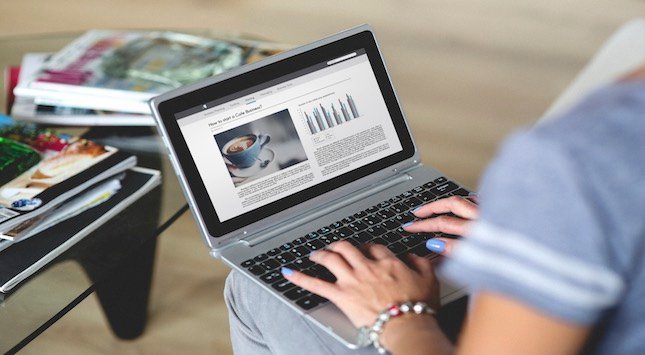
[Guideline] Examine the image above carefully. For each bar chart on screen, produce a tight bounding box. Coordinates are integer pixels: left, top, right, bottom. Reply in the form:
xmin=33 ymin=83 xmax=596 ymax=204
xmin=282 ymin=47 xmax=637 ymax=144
xmin=301 ymin=93 xmax=360 ymax=135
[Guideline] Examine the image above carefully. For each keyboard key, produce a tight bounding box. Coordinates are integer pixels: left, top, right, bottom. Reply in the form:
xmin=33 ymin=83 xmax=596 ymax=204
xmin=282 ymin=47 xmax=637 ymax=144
xmin=396 ymin=227 xmax=412 ymax=236
xmin=366 ymin=225 xmax=386 ymax=237
xmin=296 ymin=296 xmax=319 ymax=310
xmin=254 ymin=253 xmax=269 ymax=262
xmin=434 ymin=176 xmax=448 ymax=184
xmin=306 ymin=232 xmax=319 ymax=240
xmin=342 ymin=216 xmax=355 ymax=224
xmin=387 ymin=242 xmax=406 ymax=254
xmin=348 ymin=221 xmax=368 ymax=232
xmin=347 ymin=238 xmax=360 ymax=246
xmin=354 ymin=231 xmax=372 ymax=243
xmin=291 ymin=246 xmax=310 ymax=258
xmin=285 ymin=287 xmax=310 ymax=300
xmin=372 ymin=237 xmax=388 ymax=245
xmin=377 ymin=209 xmax=396 ymax=220
xmin=403 ymin=197 xmax=423 ymax=209
xmin=331 ymin=221 xmax=343 ymax=229
xmin=280 ymin=243 xmax=293 ymax=251
xmin=260 ymin=259 xmax=281 ymax=271
xmin=336 ymin=227 xmax=354 ymax=238
xmin=272 ymin=279 xmax=297 ymax=292
xmin=401 ymin=234 xmax=423 ymax=248
xmin=310 ymin=294 xmax=329 ymax=304
xmin=391 ymin=203 xmax=406 ymax=214
xmin=354 ymin=211 xmax=368 ymax=219
xmin=389 ymin=196 xmax=402 ymax=203
xmin=410 ymin=244 xmax=434 ymax=257
xmin=260 ymin=271 xmax=283 ymax=283
xmin=248 ymin=265 xmax=265 ymax=276
xmin=423 ymin=181 xmax=437 ymax=189
xmin=329 ymin=233 xmax=341 ymax=242
xmin=419 ymin=191 xmax=436 ymax=202
xmin=293 ymin=237 xmax=308 ymax=245
xmin=276 ymin=252 xmax=296 ymax=264
xmin=267 ymin=248 xmax=281 ymax=256
xmin=317 ymin=227 xmax=332 ymax=235
xmin=453 ymin=188 xmax=470 ymax=197
xmin=378 ymin=201 xmax=391 ymax=208
xmin=401 ymin=191 xmax=413 ymax=198
xmin=383 ymin=232 xmax=401 ymax=243
xmin=293 ymin=257 xmax=314 ymax=269
xmin=320 ymin=235 xmax=334 ymax=245
xmin=429 ymin=182 xmax=458 ymax=196
xmin=381 ymin=219 xmax=400 ymax=230
xmin=306 ymin=239 xmax=325 ymax=250
xmin=363 ymin=214 xmax=382 ymax=226
xmin=412 ymin=186 xmax=424 ymax=193
xmin=241 ymin=259 xmax=254 ymax=267
xmin=366 ymin=206 xmax=378 ymax=213
xmin=394 ymin=213 xmax=414 ymax=224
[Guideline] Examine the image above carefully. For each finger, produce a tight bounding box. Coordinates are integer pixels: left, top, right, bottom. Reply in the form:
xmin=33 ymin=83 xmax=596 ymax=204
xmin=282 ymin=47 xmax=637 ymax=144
xmin=281 ymin=267 xmax=338 ymax=300
xmin=406 ymin=254 xmax=434 ymax=276
xmin=412 ymin=196 xmax=479 ymax=220
xmin=309 ymin=249 xmax=353 ymax=278
xmin=364 ymin=243 xmax=396 ymax=260
xmin=404 ymin=215 xmax=472 ymax=235
xmin=425 ymin=237 xmax=457 ymax=256
xmin=327 ymin=241 xmax=370 ymax=269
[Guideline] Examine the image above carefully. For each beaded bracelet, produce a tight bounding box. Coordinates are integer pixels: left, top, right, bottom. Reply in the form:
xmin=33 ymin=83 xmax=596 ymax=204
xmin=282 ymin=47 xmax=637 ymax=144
xmin=356 ymin=301 xmax=436 ymax=354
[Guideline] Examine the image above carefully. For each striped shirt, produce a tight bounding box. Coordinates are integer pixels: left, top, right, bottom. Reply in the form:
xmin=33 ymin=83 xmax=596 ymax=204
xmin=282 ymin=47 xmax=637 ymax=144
xmin=441 ymin=81 xmax=645 ymax=354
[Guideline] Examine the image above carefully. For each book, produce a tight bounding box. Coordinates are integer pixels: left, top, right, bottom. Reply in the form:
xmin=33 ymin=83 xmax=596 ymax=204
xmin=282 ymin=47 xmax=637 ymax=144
xmin=0 ymin=167 xmax=161 ymax=300
xmin=0 ymin=116 xmax=137 ymax=237
xmin=13 ymin=30 xmax=286 ymax=115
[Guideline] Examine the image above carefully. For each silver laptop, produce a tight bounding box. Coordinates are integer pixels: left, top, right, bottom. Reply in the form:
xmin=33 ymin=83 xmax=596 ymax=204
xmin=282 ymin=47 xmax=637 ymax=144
xmin=150 ymin=24 xmax=467 ymax=348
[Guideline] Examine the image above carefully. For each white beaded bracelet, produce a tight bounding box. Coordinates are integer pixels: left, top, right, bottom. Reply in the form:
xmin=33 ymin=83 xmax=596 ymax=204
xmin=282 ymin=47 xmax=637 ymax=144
xmin=356 ymin=301 xmax=436 ymax=354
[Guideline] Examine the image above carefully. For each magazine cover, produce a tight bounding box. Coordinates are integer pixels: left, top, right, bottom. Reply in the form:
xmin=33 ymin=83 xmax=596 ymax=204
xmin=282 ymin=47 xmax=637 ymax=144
xmin=13 ymin=31 xmax=287 ymax=114
xmin=0 ymin=114 xmax=136 ymax=236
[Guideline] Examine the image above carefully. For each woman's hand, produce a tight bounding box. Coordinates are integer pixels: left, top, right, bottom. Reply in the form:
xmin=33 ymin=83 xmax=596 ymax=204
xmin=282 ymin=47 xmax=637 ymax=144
xmin=282 ymin=241 xmax=439 ymax=328
xmin=404 ymin=195 xmax=479 ymax=255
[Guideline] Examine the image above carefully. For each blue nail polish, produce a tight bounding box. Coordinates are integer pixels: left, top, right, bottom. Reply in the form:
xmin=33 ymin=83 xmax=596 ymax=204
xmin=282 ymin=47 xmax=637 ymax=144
xmin=281 ymin=267 xmax=294 ymax=276
xmin=411 ymin=206 xmax=423 ymax=214
xmin=309 ymin=251 xmax=317 ymax=258
xmin=402 ymin=221 xmax=414 ymax=228
xmin=426 ymin=239 xmax=446 ymax=253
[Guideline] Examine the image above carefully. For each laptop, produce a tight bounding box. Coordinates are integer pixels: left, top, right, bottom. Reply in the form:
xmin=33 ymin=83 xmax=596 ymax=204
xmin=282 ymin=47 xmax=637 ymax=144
xmin=150 ymin=24 xmax=469 ymax=348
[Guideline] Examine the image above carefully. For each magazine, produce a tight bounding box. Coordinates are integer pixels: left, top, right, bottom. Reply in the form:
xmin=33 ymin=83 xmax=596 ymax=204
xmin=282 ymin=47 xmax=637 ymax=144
xmin=10 ymin=53 xmax=153 ymax=126
xmin=0 ymin=167 xmax=161 ymax=299
xmin=0 ymin=117 xmax=136 ymax=236
xmin=13 ymin=30 xmax=287 ymax=114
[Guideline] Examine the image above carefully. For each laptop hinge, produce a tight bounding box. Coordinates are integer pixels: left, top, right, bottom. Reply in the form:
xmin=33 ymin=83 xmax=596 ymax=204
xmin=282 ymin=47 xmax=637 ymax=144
xmin=240 ymin=171 xmax=414 ymax=247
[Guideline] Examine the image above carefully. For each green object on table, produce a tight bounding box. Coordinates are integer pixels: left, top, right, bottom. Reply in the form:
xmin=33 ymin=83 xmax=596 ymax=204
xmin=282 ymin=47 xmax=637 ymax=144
xmin=0 ymin=137 xmax=41 ymax=187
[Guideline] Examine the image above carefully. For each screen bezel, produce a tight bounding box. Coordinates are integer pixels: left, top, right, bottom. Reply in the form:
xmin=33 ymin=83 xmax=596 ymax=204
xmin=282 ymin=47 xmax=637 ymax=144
xmin=156 ymin=30 xmax=415 ymax=237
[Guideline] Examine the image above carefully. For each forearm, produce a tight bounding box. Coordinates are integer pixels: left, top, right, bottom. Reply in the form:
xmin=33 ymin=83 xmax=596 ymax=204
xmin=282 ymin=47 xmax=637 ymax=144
xmin=380 ymin=314 xmax=454 ymax=355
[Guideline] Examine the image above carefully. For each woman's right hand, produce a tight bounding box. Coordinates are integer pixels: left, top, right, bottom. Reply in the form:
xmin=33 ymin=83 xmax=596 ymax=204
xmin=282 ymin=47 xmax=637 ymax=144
xmin=403 ymin=195 xmax=479 ymax=255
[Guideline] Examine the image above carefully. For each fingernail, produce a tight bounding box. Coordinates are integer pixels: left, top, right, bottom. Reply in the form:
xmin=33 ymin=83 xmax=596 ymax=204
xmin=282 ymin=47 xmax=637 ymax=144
xmin=402 ymin=221 xmax=414 ymax=228
xmin=426 ymin=239 xmax=446 ymax=253
xmin=309 ymin=251 xmax=317 ymax=258
xmin=281 ymin=267 xmax=294 ymax=276
xmin=411 ymin=205 xmax=423 ymax=214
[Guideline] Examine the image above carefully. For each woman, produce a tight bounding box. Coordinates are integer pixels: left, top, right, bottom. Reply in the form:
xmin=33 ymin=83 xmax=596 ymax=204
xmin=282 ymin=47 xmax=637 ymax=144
xmin=225 ymin=67 xmax=645 ymax=354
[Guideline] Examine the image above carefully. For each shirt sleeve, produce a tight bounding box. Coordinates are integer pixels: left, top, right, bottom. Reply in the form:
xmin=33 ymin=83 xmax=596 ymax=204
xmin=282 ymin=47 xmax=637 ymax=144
xmin=439 ymin=130 xmax=626 ymax=325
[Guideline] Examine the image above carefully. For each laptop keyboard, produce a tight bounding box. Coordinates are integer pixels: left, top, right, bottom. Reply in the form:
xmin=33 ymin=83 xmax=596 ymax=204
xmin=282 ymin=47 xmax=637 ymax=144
xmin=240 ymin=176 xmax=470 ymax=311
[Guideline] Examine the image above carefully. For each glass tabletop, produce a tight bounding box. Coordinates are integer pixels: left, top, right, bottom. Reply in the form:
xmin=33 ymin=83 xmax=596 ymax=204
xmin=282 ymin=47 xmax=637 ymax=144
xmin=0 ymin=31 xmax=198 ymax=353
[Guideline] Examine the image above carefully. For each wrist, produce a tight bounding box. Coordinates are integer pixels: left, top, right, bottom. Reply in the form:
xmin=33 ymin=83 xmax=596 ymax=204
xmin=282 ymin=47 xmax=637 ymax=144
xmin=380 ymin=313 xmax=441 ymax=350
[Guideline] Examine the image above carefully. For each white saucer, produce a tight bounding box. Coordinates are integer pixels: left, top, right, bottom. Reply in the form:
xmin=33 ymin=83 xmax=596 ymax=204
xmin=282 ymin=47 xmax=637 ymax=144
xmin=228 ymin=148 xmax=275 ymax=178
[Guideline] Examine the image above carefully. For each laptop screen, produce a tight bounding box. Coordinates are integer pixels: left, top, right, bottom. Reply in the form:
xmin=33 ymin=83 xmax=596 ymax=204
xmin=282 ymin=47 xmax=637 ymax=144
xmin=155 ymin=29 xmax=416 ymax=237
xmin=175 ymin=49 xmax=403 ymax=222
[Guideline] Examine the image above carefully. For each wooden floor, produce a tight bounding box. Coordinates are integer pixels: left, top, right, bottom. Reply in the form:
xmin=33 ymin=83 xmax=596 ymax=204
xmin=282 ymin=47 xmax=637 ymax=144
xmin=2 ymin=0 xmax=643 ymax=354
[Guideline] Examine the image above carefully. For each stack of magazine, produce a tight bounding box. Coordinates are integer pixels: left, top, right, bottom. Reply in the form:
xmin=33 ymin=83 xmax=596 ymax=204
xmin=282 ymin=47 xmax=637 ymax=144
xmin=9 ymin=30 xmax=288 ymax=126
xmin=0 ymin=114 xmax=160 ymax=298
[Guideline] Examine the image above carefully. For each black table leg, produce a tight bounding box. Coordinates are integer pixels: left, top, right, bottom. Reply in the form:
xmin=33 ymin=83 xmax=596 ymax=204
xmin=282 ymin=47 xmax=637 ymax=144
xmin=93 ymin=234 xmax=158 ymax=339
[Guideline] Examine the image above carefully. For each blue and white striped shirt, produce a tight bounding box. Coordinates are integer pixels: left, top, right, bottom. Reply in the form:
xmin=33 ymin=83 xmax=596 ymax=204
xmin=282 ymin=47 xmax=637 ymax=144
xmin=441 ymin=81 xmax=645 ymax=354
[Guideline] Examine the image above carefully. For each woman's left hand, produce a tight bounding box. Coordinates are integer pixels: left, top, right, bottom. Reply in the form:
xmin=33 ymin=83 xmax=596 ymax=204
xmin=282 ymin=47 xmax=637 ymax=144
xmin=282 ymin=241 xmax=439 ymax=328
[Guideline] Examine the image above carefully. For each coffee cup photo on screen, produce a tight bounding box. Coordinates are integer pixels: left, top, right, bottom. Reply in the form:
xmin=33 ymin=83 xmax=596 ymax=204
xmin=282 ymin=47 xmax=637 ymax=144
xmin=214 ymin=109 xmax=308 ymax=187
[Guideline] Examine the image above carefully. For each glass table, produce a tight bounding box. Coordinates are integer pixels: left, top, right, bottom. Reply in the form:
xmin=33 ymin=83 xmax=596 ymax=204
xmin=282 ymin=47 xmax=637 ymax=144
xmin=0 ymin=32 xmax=195 ymax=353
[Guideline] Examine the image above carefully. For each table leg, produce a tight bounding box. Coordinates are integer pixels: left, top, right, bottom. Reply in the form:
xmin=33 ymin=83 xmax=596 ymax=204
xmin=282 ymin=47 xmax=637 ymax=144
xmin=93 ymin=235 xmax=158 ymax=339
